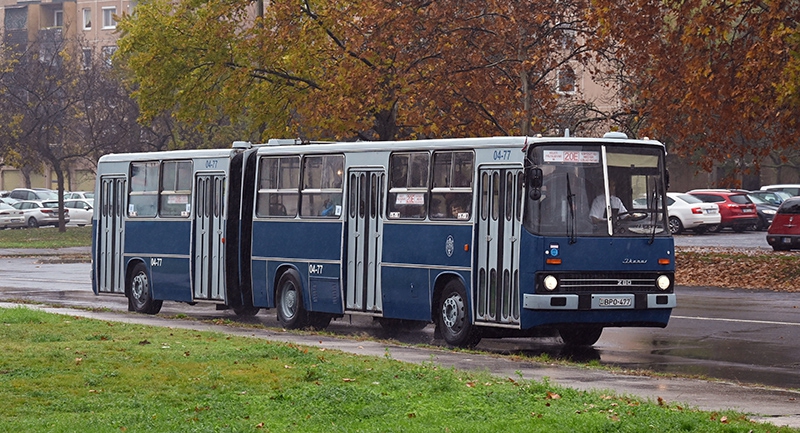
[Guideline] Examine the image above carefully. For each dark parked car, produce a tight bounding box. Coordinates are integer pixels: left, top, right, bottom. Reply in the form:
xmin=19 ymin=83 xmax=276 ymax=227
xmin=746 ymin=194 xmax=779 ymax=231
xmin=749 ymin=190 xmax=791 ymax=206
xmin=687 ymin=190 xmax=758 ymax=232
xmin=767 ymin=197 xmax=800 ymax=251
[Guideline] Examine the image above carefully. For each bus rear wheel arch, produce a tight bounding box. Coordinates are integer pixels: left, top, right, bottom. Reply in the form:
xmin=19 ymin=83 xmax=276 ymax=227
xmin=435 ymin=279 xmax=481 ymax=348
xmin=127 ymin=262 xmax=163 ymax=315
xmin=275 ymin=268 xmax=331 ymax=331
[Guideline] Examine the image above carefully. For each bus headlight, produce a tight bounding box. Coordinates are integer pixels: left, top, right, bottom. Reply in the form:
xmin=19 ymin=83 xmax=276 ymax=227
xmin=543 ymin=275 xmax=558 ymax=291
xmin=656 ymin=275 xmax=671 ymax=290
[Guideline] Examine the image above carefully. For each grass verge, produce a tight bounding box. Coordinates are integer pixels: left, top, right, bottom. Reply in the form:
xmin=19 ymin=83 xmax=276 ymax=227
xmin=1 ymin=307 xmax=793 ymax=432
xmin=0 ymin=226 xmax=91 ymax=249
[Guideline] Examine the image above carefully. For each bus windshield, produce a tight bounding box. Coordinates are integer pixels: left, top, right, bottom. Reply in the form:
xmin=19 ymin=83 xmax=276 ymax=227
xmin=524 ymin=143 xmax=668 ymax=238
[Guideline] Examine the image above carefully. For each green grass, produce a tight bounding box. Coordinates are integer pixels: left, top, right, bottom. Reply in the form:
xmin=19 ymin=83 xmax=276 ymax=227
xmin=0 ymin=307 xmax=793 ymax=433
xmin=0 ymin=226 xmax=91 ymax=248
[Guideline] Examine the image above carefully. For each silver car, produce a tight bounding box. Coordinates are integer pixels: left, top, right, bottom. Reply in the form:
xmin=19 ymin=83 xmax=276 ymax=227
xmin=12 ymin=200 xmax=70 ymax=228
xmin=64 ymin=199 xmax=93 ymax=227
xmin=0 ymin=203 xmax=26 ymax=229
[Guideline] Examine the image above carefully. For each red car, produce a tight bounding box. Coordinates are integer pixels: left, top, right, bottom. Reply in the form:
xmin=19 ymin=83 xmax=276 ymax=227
xmin=767 ymin=197 xmax=800 ymax=251
xmin=687 ymin=190 xmax=758 ymax=232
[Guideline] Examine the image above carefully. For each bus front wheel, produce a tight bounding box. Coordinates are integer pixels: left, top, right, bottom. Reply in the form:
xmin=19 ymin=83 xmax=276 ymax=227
xmin=558 ymin=326 xmax=603 ymax=346
xmin=276 ymin=270 xmax=307 ymax=329
xmin=128 ymin=263 xmax=162 ymax=315
xmin=436 ymin=280 xmax=481 ymax=348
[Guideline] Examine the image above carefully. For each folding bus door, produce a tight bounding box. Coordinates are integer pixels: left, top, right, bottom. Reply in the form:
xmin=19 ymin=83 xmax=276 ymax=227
xmin=193 ymin=174 xmax=226 ymax=301
xmin=97 ymin=176 xmax=126 ymax=294
xmin=345 ymin=169 xmax=384 ymax=312
xmin=475 ymin=166 xmax=523 ymax=325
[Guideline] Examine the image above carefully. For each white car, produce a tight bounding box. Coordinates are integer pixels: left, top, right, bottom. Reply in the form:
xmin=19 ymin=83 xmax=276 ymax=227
xmin=64 ymin=199 xmax=93 ymax=227
xmin=64 ymin=191 xmax=95 ymax=200
xmin=667 ymin=192 xmax=721 ymax=235
xmin=0 ymin=202 xmax=26 ymax=229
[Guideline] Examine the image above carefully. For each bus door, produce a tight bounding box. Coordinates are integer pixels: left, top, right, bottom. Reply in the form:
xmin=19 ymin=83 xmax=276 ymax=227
xmin=97 ymin=176 xmax=126 ymax=294
xmin=345 ymin=169 xmax=384 ymax=312
xmin=476 ymin=166 xmax=523 ymax=325
xmin=193 ymin=174 xmax=226 ymax=301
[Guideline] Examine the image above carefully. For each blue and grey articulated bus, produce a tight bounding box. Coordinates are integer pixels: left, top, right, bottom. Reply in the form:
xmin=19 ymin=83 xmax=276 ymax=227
xmin=92 ymin=133 xmax=675 ymax=347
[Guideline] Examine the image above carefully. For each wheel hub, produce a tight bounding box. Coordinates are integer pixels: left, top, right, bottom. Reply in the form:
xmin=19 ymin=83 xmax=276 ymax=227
xmin=442 ymin=295 xmax=463 ymax=329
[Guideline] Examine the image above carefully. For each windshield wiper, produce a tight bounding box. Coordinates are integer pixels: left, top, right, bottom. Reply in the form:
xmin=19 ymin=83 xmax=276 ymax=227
xmin=566 ymin=173 xmax=577 ymax=244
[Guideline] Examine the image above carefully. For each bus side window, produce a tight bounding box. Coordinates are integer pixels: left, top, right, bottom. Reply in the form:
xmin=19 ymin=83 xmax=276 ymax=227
xmin=128 ymin=161 xmax=159 ymax=218
xmin=256 ymin=156 xmax=299 ymax=217
xmin=300 ymin=154 xmax=343 ymax=218
xmin=387 ymin=152 xmax=429 ymax=219
xmin=160 ymin=160 xmax=192 ymax=218
xmin=430 ymin=151 xmax=473 ymax=220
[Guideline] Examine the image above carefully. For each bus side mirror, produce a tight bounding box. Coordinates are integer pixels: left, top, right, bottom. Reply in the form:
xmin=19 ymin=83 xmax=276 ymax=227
xmin=527 ymin=167 xmax=543 ymax=200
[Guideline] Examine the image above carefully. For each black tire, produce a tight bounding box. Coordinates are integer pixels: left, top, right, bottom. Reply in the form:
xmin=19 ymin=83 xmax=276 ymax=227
xmin=708 ymin=224 xmax=722 ymax=233
xmin=276 ymin=269 xmax=308 ymax=329
xmin=27 ymin=217 xmax=39 ymax=228
xmin=436 ymin=280 xmax=481 ymax=348
xmin=128 ymin=262 xmax=162 ymax=315
xmin=559 ymin=326 xmax=603 ymax=346
xmin=668 ymin=216 xmax=683 ymax=235
xmin=233 ymin=306 xmax=260 ymax=316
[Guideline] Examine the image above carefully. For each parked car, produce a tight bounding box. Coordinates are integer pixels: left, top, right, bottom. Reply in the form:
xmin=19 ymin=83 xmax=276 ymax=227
xmin=12 ymin=200 xmax=70 ymax=228
xmin=686 ymin=189 xmax=758 ymax=232
xmin=664 ymin=192 xmax=720 ymax=235
xmin=8 ymin=188 xmax=59 ymax=201
xmin=760 ymin=184 xmax=800 ymax=197
xmin=0 ymin=197 xmax=18 ymax=206
xmin=64 ymin=199 xmax=93 ymax=227
xmin=0 ymin=202 xmax=26 ymax=229
xmin=748 ymin=190 xmax=791 ymax=206
xmin=766 ymin=197 xmax=800 ymax=251
xmin=746 ymin=194 xmax=779 ymax=231
xmin=64 ymin=191 xmax=94 ymax=200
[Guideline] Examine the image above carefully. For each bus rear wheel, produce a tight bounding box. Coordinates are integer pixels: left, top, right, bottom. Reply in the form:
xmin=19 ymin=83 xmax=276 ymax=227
xmin=436 ymin=280 xmax=481 ymax=348
xmin=558 ymin=326 xmax=603 ymax=346
xmin=128 ymin=263 xmax=162 ymax=315
xmin=276 ymin=270 xmax=308 ymax=329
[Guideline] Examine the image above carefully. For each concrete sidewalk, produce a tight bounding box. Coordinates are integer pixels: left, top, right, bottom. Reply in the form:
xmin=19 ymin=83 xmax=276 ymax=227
xmin=2 ymin=301 xmax=799 ymax=429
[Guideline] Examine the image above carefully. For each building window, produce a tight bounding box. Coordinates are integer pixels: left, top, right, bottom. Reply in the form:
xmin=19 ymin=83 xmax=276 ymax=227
xmin=83 ymin=9 xmax=92 ymax=30
xmin=557 ymin=66 xmax=577 ymax=95
xmin=54 ymin=10 xmax=63 ymax=27
xmin=82 ymin=48 xmax=92 ymax=69
xmin=102 ymin=7 xmax=117 ymax=29
xmin=101 ymin=46 xmax=117 ymax=67
xmin=5 ymin=8 xmax=27 ymax=30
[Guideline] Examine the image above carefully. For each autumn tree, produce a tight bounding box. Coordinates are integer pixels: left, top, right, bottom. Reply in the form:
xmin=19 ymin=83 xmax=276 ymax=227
xmin=588 ymin=0 xmax=800 ymax=176
xmin=117 ymin=0 xmax=611 ymax=142
xmin=0 ymin=31 xmax=143 ymax=230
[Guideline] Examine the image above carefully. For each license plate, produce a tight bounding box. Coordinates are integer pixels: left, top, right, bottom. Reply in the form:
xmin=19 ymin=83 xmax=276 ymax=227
xmin=783 ymin=237 xmax=793 ymax=244
xmin=742 ymin=208 xmax=753 ymax=213
xmin=592 ymin=294 xmax=633 ymax=309
xmin=596 ymin=297 xmax=632 ymax=308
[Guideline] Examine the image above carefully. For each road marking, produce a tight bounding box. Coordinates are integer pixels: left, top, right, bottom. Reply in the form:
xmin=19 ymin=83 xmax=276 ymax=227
xmin=672 ymin=315 xmax=800 ymax=327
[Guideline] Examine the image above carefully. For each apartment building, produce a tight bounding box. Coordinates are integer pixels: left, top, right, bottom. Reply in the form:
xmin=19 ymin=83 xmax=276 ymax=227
xmin=0 ymin=0 xmax=133 ymax=191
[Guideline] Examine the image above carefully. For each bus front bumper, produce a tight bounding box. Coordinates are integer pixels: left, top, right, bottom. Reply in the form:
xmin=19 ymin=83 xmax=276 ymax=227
xmin=523 ymin=293 xmax=676 ymax=310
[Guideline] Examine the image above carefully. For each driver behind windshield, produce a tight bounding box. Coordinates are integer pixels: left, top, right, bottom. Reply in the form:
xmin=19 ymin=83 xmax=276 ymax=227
xmin=590 ymin=178 xmax=628 ymax=223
